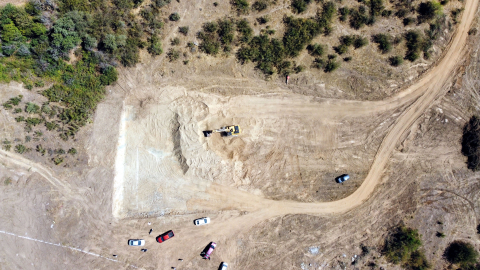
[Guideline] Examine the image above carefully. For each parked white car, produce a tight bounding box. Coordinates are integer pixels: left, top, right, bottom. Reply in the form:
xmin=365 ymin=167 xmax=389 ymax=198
xmin=220 ymin=262 xmax=228 ymax=270
xmin=128 ymin=239 xmax=145 ymax=246
xmin=194 ymin=217 xmax=211 ymax=226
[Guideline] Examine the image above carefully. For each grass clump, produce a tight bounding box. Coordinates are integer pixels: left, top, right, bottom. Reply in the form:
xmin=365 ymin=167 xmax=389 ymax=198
xmin=15 ymin=144 xmax=30 ymax=154
xmin=25 ymin=102 xmax=40 ymax=114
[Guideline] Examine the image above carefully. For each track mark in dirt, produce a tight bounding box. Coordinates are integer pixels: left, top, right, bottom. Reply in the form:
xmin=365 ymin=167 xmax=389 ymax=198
xmin=0 ymin=230 xmax=129 ymax=266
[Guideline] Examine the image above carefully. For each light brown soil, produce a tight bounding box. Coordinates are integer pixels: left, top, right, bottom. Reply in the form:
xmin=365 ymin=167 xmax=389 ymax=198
xmin=0 ymin=0 xmax=479 ymax=269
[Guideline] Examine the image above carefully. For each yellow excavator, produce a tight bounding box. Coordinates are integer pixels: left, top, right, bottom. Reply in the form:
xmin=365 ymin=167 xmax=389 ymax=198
xmin=203 ymin=125 xmax=241 ymax=137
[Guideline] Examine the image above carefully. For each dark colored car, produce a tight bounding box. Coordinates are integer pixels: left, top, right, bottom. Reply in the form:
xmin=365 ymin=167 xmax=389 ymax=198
xmin=335 ymin=174 xmax=350 ymax=183
xmin=201 ymin=242 xmax=216 ymax=259
xmin=156 ymin=230 xmax=174 ymax=243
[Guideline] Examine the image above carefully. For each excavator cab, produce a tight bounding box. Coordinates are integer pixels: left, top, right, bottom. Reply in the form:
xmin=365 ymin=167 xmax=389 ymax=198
xmin=203 ymin=125 xmax=241 ymax=137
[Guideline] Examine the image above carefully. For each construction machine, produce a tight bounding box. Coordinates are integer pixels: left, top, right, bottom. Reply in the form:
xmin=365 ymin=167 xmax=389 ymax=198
xmin=203 ymin=125 xmax=241 ymax=137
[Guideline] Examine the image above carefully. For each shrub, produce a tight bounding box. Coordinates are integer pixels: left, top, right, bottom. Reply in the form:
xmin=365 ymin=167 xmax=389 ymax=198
xmin=354 ymin=36 xmax=368 ymax=48
xmin=405 ymin=30 xmax=424 ymax=62
xmin=167 ymin=49 xmax=180 ymax=62
xmin=451 ymin=8 xmax=463 ymax=24
xmin=339 ymin=7 xmax=350 ymax=22
xmin=148 ymin=35 xmax=163 ymax=55
xmin=312 ymin=58 xmax=325 ymax=69
xmin=462 ymin=116 xmax=480 ymax=171
xmin=334 ymin=44 xmax=348 ymax=55
xmin=283 ymin=17 xmax=322 ymax=57
xmin=253 ymin=0 xmax=268 ymax=11
xmin=373 ymin=33 xmax=392 ymax=53
xmin=344 ymin=56 xmax=352 ymax=62
xmin=384 ymin=226 xmax=422 ymax=264
xmin=15 ymin=116 xmax=25 ymax=122
xmin=403 ymin=17 xmax=415 ymax=26
xmin=418 ymin=1 xmax=443 ymax=23
xmin=340 ymin=35 xmax=355 ymax=46
xmin=257 ymin=16 xmax=270 ymax=24
xmin=36 ymin=144 xmax=46 ymax=155
xmin=408 ymin=250 xmax=431 ymax=270
xmin=350 ymin=8 xmax=369 ymax=29
xmin=237 ymin=19 xmax=253 ymax=43
xmin=100 ymin=66 xmax=118 ymax=86
xmin=68 ymin=148 xmax=77 ymax=155
xmin=171 ymin=37 xmax=180 ymax=46
xmin=292 ymin=0 xmax=311 ymax=13
xmin=324 ymin=59 xmax=340 ymax=72
xmin=52 ymin=156 xmax=64 ymax=165
xmin=232 ymin=0 xmax=249 ymax=14
xmin=436 ymin=232 xmax=446 ymax=238
xmin=307 ymin=43 xmax=324 ymax=56
xmin=15 ymin=144 xmax=29 ymax=154
xmin=179 ymin=26 xmax=189 ymax=35
xmin=25 ymin=117 xmax=42 ymax=126
xmin=368 ymin=0 xmax=384 ymax=18
xmin=169 ymin=12 xmax=180 ymax=21
xmin=14 ymin=108 xmax=22 ymax=113
xmin=236 ymin=35 xmax=285 ymax=75
xmin=25 ymin=102 xmax=40 ymax=114
xmin=45 ymin=121 xmax=59 ymax=131
xmin=389 ymin=56 xmax=403 ymax=66
xmin=444 ymin=241 xmax=478 ymax=265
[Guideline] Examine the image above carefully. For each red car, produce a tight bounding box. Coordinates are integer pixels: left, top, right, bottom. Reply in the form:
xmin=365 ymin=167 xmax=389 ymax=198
xmin=156 ymin=230 xmax=174 ymax=243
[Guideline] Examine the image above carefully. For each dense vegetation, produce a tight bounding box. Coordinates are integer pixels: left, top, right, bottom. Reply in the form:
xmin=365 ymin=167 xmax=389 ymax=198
xmin=462 ymin=116 xmax=480 ymax=171
xmin=0 ymin=0 xmax=175 ymax=141
xmin=383 ymin=226 xmax=430 ymax=269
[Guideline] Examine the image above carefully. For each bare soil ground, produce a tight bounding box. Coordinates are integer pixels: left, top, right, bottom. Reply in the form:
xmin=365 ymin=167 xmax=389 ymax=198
xmin=0 ymin=0 xmax=479 ymax=270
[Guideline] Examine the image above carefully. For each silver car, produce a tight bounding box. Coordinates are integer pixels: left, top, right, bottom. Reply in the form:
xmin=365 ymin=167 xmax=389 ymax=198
xmin=194 ymin=217 xmax=211 ymax=226
xmin=219 ymin=262 xmax=228 ymax=270
xmin=128 ymin=239 xmax=145 ymax=246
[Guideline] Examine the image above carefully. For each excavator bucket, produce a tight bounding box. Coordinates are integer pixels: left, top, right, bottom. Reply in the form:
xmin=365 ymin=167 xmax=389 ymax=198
xmin=203 ymin=130 xmax=213 ymax=137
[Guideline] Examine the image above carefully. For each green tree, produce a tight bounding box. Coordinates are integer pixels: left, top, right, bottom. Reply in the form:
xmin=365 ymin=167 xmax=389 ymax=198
xmin=103 ymin=34 xmax=117 ymax=52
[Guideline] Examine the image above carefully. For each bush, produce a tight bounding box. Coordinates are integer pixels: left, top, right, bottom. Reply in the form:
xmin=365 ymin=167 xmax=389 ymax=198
xmin=373 ymin=33 xmax=392 ymax=53
xmin=403 ymin=17 xmax=415 ymax=26
xmin=283 ymin=17 xmax=321 ymax=57
xmin=334 ymin=44 xmax=348 ymax=55
xmin=444 ymin=241 xmax=478 ymax=265
xmin=253 ymin=0 xmax=268 ymax=11
xmin=405 ymin=30 xmax=424 ymax=62
xmin=25 ymin=102 xmax=40 ymax=114
xmin=169 ymin=12 xmax=180 ymax=21
xmin=147 ymin=35 xmax=163 ymax=55
xmin=307 ymin=43 xmax=324 ymax=56
xmin=418 ymin=1 xmax=443 ymax=23
xmin=167 ymin=49 xmax=180 ymax=62
xmin=389 ymin=56 xmax=403 ymax=66
xmin=68 ymin=148 xmax=77 ymax=155
xmin=232 ymin=0 xmax=249 ymax=14
xmin=384 ymin=226 xmax=423 ymax=264
xmin=350 ymin=8 xmax=369 ymax=29
xmin=354 ymin=36 xmax=368 ymax=48
xmin=15 ymin=144 xmax=29 ymax=154
xmin=179 ymin=26 xmax=189 ymax=35
xmin=237 ymin=19 xmax=253 ymax=43
xmin=339 ymin=7 xmax=350 ymax=22
xmin=236 ymin=35 xmax=285 ymax=75
xmin=171 ymin=37 xmax=180 ymax=46
xmin=52 ymin=156 xmax=64 ymax=165
xmin=324 ymin=59 xmax=340 ymax=72
xmin=292 ymin=0 xmax=311 ymax=14
xmin=461 ymin=116 xmax=480 ymax=171
xmin=257 ymin=16 xmax=270 ymax=24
